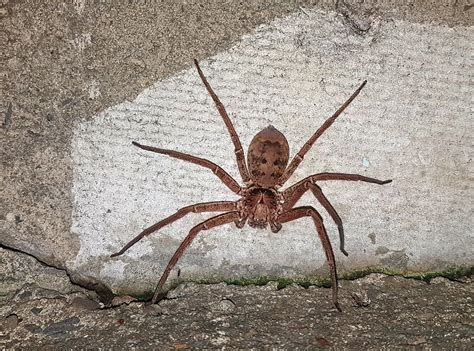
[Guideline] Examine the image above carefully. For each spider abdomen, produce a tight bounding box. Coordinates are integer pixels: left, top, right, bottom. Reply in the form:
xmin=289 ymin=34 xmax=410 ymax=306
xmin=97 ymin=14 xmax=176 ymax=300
xmin=247 ymin=125 xmax=289 ymax=187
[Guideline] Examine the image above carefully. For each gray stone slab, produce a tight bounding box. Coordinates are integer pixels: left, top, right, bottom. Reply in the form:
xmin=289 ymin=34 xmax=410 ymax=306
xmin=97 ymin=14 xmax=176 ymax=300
xmin=1 ymin=277 xmax=472 ymax=349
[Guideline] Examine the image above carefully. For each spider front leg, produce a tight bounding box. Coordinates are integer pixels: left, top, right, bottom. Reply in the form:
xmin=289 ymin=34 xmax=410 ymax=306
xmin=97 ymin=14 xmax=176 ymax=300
xmin=132 ymin=142 xmax=242 ymax=194
xmin=278 ymin=80 xmax=367 ymax=186
xmin=194 ymin=60 xmax=251 ymax=184
xmin=278 ymin=206 xmax=341 ymax=312
xmin=152 ymin=211 xmax=240 ymax=304
xmin=110 ymin=201 xmax=238 ymax=257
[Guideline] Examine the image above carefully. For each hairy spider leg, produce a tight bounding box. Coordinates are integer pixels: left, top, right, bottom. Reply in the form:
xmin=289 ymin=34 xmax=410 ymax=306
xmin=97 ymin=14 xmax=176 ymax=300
xmin=278 ymin=206 xmax=341 ymax=312
xmin=283 ymin=173 xmax=391 ymax=255
xmin=308 ymin=184 xmax=347 ymax=256
xmin=283 ymin=183 xmax=347 ymax=255
xmin=278 ymin=80 xmax=367 ymax=186
xmin=110 ymin=201 xmax=238 ymax=257
xmin=194 ymin=59 xmax=251 ymax=184
xmin=131 ymin=142 xmax=242 ymax=194
xmin=291 ymin=172 xmax=392 ymax=186
xmin=152 ymin=211 xmax=240 ymax=303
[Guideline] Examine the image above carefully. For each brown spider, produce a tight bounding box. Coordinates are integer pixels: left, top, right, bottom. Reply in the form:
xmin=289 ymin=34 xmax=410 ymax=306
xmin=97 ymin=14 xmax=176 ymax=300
xmin=111 ymin=60 xmax=392 ymax=311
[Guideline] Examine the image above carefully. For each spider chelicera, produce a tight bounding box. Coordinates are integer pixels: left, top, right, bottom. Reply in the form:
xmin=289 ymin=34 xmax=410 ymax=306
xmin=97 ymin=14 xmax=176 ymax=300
xmin=111 ymin=60 xmax=392 ymax=311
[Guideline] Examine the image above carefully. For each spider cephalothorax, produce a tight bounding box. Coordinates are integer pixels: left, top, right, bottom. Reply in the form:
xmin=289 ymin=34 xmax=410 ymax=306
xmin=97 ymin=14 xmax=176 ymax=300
xmin=240 ymin=187 xmax=282 ymax=230
xmin=111 ymin=60 xmax=392 ymax=311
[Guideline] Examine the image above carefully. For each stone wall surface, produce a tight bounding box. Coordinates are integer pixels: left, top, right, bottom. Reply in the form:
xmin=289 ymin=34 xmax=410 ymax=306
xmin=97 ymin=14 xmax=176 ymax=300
xmin=2 ymin=0 xmax=472 ymax=298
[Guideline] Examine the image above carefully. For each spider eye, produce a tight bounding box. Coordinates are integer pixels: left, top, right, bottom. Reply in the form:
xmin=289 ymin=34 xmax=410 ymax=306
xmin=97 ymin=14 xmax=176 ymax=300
xmin=261 ymin=159 xmax=267 ymax=164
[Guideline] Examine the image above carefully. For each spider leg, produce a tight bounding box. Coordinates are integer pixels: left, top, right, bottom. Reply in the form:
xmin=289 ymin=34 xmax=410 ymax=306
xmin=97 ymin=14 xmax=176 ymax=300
xmin=295 ymin=172 xmax=392 ymax=187
xmin=283 ymin=173 xmax=391 ymax=255
xmin=308 ymin=184 xmax=347 ymax=256
xmin=283 ymin=182 xmax=348 ymax=256
xmin=234 ymin=218 xmax=247 ymax=228
xmin=278 ymin=206 xmax=341 ymax=312
xmin=278 ymin=80 xmax=367 ymax=186
xmin=132 ymin=142 xmax=242 ymax=194
xmin=194 ymin=59 xmax=251 ymax=184
xmin=110 ymin=201 xmax=238 ymax=257
xmin=152 ymin=211 xmax=240 ymax=304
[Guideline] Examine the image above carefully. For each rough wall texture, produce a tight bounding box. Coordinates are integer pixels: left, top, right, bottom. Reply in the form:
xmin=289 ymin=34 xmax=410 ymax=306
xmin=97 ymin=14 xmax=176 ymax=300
xmin=71 ymin=9 xmax=473 ymax=294
xmin=2 ymin=0 xmax=473 ymax=298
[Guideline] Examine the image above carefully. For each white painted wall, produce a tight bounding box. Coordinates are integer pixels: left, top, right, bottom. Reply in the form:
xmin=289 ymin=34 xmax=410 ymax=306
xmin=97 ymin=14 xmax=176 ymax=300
xmin=71 ymin=9 xmax=473 ymax=294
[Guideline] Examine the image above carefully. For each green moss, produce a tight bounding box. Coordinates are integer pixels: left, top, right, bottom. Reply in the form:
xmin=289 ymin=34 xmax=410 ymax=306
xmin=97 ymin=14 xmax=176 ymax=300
xmin=403 ymin=265 xmax=473 ymax=282
xmin=340 ymin=267 xmax=394 ymax=280
xmin=190 ymin=275 xmax=330 ymax=289
xmin=223 ymin=276 xmax=273 ymax=286
xmin=135 ymin=290 xmax=155 ymax=301
xmin=199 ymin=265 xmax=473 ymax=288
xmin=339 ymin=265 xmax=473 ymax=282
xmin=125 ymin=265 xmax=472 ymax=300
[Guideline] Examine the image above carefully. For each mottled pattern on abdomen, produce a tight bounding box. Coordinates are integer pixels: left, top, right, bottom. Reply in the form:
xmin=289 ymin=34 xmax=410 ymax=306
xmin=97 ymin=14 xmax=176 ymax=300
xmin=247 ymin=126 xmax=289 ymax=187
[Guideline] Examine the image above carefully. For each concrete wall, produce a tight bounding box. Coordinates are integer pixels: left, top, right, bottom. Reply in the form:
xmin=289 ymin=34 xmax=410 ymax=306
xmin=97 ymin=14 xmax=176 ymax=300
xmin=2 ymin=1 xmax=472 ymax=298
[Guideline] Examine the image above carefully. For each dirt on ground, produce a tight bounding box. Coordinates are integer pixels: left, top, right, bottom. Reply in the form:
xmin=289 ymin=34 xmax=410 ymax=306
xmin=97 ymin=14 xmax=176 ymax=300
xmin=1 ymin=274 xmax=472 ymax=350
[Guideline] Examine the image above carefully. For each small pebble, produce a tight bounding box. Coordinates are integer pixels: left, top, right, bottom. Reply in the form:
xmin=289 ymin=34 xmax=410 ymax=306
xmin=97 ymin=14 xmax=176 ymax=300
xmin=212 ymin=298 xmax=236 ymax=313
xmin=430 ymin=277 xmax=452 ymax=285
xmin=262 ymin=281 xmax=279 ymax=290
xmin=167 ymin=283 xmax=197 ymax=299
xmin=351 ymin=291 xmax=371 ymax=307
xmin=408 ymin=336 xmax=427 ymax=345
xmin=143 ymin=304 xmax=164 ymax=316
xmin=71 ymin=296 xmax=100 ymax=310
xmin=4 ymin=314 xmax=19 ymax=330
xmin=110 ymin=295 xmax=136 ymax=307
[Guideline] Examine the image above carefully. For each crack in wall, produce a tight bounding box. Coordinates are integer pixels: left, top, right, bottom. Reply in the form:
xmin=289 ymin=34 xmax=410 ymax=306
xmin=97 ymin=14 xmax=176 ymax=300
xmin=0 ymin=243 xmax=114 ymax=304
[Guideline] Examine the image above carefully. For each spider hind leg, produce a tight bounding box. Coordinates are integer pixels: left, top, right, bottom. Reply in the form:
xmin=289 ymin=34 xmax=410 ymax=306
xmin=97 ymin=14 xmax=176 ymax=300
xmin=278 ymin=206 xmax=341 ymax=311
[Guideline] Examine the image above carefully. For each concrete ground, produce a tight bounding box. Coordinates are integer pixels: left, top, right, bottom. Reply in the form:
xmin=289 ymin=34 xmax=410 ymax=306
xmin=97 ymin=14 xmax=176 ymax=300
xmin=1 ymin=275 xmax=473 ymax=349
